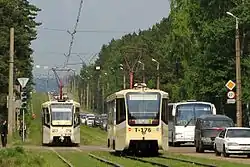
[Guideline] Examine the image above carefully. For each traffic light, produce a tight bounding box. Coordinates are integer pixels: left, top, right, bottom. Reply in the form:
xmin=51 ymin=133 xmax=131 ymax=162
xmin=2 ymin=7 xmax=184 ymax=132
xmin=21 ymin=88 xmax=27 ymax=109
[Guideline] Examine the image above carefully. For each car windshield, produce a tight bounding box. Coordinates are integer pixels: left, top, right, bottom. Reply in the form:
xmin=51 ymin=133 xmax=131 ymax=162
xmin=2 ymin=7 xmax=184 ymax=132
xmin=202 ymin=119 xmax=234 ymax=128
xmin=80 ymin=115 xmax=86 ymax=119
xmin=176 ymin=103 xmax=212 ymax=126
xmin=226 ymin=129 xmax=250 ymax=138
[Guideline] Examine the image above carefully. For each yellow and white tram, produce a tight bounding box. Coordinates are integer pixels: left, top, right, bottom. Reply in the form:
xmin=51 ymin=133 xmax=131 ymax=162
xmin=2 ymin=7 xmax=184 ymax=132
xmin=41 ymin=99 xmax=81 ymax=146
xmin=106 ymin=83 xmax=169 ymax=154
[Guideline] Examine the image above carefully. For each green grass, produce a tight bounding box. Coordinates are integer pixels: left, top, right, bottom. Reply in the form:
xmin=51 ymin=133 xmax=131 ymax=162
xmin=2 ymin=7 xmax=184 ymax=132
xmin=90 ymin=151 xmax=250 ymax=167
xmin=59 ymin=151 xmax=112 ymax=167
xmin=160 ymin=152 xmax=250 ymax=167
xmin=0 ymin=146 xmax=50 ymax=167
xmin=27 ymin=92 xmax=48 ymax=145
xmin=93 ymin=151 xmax=202 ymax=167
xmin=36 ymin=150 xmax=68 ymax=167
xmin=91 ymin=151 xmax=154 ymax=167
xmin=80 ymin=125 xmax=107 ymax=146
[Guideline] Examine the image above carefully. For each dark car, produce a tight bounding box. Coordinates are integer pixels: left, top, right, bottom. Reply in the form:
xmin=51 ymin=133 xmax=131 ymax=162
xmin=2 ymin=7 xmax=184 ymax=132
xmin=194 ymin=114 xmax=234 ymax=153
xmin=94 ymin=117 xmax=100 ymax=127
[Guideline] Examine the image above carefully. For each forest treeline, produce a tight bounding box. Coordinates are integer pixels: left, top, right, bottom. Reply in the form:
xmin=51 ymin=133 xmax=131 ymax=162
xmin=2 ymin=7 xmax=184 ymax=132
xmin=76 ymin=1 xmax=250 ymax=121
xmin=0 ymin=0 xmax=40 ymax=119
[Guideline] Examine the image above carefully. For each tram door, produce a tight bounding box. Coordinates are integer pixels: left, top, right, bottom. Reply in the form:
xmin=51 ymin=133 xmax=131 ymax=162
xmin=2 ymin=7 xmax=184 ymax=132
xmin=42 ymin=107 xmax=50 ymax=144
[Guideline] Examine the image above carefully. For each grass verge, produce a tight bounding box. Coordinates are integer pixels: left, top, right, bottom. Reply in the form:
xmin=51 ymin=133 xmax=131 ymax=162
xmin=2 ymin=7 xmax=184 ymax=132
xmin=59 ymin=150 xmax=111 ymax=167
xmin=160 ymin=152 xmax=250 ymax=167
xmin=0 ymin=146 xmax=51 ymax=167
xmin=80 ymin=125 xmax=107 ymax=146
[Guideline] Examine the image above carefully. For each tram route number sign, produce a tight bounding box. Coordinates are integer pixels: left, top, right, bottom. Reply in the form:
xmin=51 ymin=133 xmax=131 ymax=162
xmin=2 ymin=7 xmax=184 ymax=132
xmin=135 ymin=128 xmax=151 ymax=134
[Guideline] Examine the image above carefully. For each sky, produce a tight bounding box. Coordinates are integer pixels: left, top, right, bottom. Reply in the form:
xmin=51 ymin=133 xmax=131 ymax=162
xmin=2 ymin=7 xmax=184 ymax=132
xmin=29 ymin=0 xmax=170 ymax=76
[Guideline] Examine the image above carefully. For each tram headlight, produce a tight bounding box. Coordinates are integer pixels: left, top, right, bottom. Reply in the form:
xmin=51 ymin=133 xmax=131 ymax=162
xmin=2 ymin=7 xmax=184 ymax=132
xmin=66 ymin=129 xmax=71 ymax=133
xmin=52 ymin=129 xmax=58 ymax=133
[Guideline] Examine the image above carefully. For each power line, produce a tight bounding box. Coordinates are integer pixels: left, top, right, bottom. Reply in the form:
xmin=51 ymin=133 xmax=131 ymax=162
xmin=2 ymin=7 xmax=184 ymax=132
xmin=33 ymin=51 xmax=94 ymax=55
xmin=64 ymin=0 xmax=85 ymax=67
xmin=39 ymin=27 xmax=132 ymax=33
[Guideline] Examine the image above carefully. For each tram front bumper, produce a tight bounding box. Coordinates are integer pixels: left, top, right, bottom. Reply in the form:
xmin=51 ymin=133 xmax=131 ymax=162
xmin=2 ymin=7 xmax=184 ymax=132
xmin=50 ymin=128 xmax=73 ymax=142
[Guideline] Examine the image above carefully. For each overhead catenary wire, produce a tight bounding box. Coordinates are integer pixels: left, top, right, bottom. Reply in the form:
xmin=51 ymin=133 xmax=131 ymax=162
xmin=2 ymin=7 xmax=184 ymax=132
xmin=64 ymin=0 xmax=85 ymax=67
xmin=39 ymin=27 xmax=132 ymax=34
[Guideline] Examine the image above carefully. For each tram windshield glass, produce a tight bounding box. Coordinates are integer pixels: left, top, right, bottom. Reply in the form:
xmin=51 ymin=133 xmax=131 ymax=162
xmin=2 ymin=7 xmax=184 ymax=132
xmin=51 ymin=104 xmax=73 ymax=125
xmin=126 ymin=92 xmax=161 ymax=125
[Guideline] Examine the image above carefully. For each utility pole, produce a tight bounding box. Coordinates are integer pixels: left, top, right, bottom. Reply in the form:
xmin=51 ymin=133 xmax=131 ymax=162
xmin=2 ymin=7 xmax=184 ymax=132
xmin=157 ymin=63 xmax=160 ymax=89
xmin=226 ymin=12 xmax=242 ymax=127
xmin=86 ymin=82 xmax=89 ymax=110
xmin=8 ymin=28 xmax=14 ymax=137
xmin=152 ymin=58 xmax=160 ymax=89
xmin=119 ymin=64 xmax=126 ymax=89
xmin=123 ymin=73 xmax=126 ymax=89
xmin=235 ymin=16 xmax=242 ymax=127
xmin=102 ymin=84 xmax=105 ymax=114
xmin=138 ymin=61 xmax=145 ymax=83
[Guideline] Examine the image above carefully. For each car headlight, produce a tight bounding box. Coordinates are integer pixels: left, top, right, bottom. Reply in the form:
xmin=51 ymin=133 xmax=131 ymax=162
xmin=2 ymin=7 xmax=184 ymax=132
xmin=201 ymin=137 xmax=211 ymax=142
xmin=227 ymin=142 xmax=239 ymax=146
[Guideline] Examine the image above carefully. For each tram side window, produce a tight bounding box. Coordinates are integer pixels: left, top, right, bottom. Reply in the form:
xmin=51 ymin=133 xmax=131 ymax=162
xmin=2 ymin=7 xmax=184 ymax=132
xmin=168 ymin=105 xmax=173 ymax=122
xmin=116 ymin=98 xmax=126 ymax=124
xmin=161 ymin=98 xmax=168 ymax=124
xmin=43 ymin=107 xmax=50 ymax=125
xmin=107 ymin=102 xmax=113 ymax=125
xmin=74 ymin=107 xmax=80 ymax=127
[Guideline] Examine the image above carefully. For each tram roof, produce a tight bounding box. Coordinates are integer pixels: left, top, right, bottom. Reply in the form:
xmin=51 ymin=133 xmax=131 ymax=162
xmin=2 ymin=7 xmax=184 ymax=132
xmin=106 ymin=88 xmax=169 ymax=102
xmin=42 ymin=99 xmax=80 ymax=106
xmin=168 ymin=101 xmax=214 ymax=106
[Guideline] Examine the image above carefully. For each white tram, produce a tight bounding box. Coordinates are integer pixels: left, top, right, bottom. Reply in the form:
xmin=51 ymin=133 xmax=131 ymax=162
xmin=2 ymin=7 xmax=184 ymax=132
xmin=106 ymin=83 xmax=169 ymax=154
xmin=41 ymin=99 xmax=81 ymax=146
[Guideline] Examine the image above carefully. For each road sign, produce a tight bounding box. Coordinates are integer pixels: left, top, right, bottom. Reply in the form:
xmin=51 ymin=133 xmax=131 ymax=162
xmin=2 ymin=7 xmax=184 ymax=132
xmin=225 ymin=80 xmax=236 ymax=90
xmin=227 ymin=99 xmax=236 ymax=104
xmin=17 ymin=78 xmax=29 ymax=88
xmin=227 ymin=91 xmax=235 ymax=99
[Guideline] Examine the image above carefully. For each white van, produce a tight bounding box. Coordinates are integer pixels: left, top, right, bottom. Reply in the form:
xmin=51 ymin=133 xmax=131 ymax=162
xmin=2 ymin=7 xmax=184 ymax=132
xmin=86 ymin=114 xmax=95 ymax=126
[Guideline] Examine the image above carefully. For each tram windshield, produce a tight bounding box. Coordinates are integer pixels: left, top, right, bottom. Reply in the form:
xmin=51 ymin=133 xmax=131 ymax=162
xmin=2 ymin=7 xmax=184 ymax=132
xmin=51 ymin=104 xmax=73 ymax=125
xmin=126 ymin=92 xmax=160 ymax=125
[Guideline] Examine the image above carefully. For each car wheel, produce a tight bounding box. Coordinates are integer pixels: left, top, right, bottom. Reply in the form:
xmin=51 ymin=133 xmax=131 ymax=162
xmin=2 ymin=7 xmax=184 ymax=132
xmin=173 ymin=142 xmax=180 ymax=147
xmin=223 ymin=145 xmax=229 ymax=157
xmin=214 ymin=145 xmax=221 ymax=156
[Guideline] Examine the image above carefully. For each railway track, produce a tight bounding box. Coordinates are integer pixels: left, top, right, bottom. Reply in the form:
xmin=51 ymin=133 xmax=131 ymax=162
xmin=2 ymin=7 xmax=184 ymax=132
xmin=124 ymin=155 xmax=216 ymax=167
xmin=51 ymin=148 xmax=74 ymax=167
xmin=159 ymin=155 xmax=216 ymax=167
xmin=88 ymin=153 xmax=123 ymax=167
xmin=124 ymin=156 xmax=169 ymax=167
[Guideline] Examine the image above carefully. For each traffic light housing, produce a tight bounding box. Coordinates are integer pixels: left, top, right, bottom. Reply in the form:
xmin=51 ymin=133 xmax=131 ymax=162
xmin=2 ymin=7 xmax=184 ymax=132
xmin=21 ymin=88 xmax=27 ymax=109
